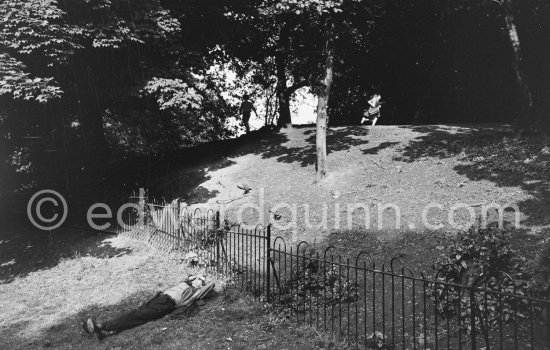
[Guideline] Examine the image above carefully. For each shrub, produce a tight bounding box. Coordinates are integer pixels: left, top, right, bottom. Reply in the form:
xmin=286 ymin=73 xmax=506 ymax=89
xmin=431 ymin=226 xmax=534 ymax=339
xmin=273 ymin=248 xmax=359 ymax=313
xmin=364 ymin=331 xmax=394 ymax=349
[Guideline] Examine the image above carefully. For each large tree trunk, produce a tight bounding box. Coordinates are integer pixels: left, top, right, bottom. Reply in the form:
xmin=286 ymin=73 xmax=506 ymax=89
xmin=316 ymin=18 xmax=335 ymax=181
xmin=276 ymin=24 xmax=292 ymax=128
xmin=75 ymin=57 xmax=107 ymax=197
xmin=80 ymin=97 xmax=107 ymax=193
xmin=502 ymin=0 xmax=532 ymax=121
xmin=277 ymin=91 xmax=292 ymax=127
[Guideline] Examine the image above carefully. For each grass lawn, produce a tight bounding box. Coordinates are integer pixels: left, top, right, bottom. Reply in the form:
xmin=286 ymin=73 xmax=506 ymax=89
xmin=0 ymin=227 xmax=348 ymax=349
xmin=2 ymin=124 xmax=549 ymax=349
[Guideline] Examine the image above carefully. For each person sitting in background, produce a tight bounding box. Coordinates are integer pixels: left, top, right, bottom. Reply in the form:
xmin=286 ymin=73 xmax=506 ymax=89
xmin=361 ymin=94 xmax=382 ymax=126
xmin=82 ymin=275 xmax=215 ymax=340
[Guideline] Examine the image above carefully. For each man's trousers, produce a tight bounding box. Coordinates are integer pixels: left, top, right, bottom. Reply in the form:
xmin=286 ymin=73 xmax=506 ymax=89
xmin=102 ymin=293 xmax=176 ymax=331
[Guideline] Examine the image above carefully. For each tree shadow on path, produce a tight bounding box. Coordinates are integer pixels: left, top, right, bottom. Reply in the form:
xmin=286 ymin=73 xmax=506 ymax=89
xmin=362 ymin=141 xmax=400 ymax=155
xmin=251 ymin=125 xmax=372 ymax=167
xmin=143 ymin=126 xmax=375 ymax=199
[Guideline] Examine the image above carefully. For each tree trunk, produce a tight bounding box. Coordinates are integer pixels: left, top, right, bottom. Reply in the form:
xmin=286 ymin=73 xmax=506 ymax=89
xmin=316 ymin=18 xmax=335 ymax=181
xmin=276 ymin=24 xmax=292 ymax=128
xmin=278 ymin=91 xmax=292 ymax=127
xmin=80 ymin=96 xmax=107 ymax=194
xmin=75 ymin=57 xmax=107 ymax=197
xmin=502 ymin=0 xmax=532 ymax=121
xmin=265 ymin=91 xmax=269 ymax=126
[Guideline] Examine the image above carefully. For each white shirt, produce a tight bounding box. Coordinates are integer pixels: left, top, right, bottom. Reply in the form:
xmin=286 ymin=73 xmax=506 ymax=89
xmin=163 ymin=282 xmax=193 ymax=305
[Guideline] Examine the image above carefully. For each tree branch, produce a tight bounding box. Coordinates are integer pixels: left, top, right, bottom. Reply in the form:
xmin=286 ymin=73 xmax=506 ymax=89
xmin=285 ymin=80 xmax=309 ymax=95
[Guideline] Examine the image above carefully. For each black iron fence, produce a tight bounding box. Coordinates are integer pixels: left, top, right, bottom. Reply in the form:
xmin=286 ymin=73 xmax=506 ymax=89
xmin=117 ymin=197 xmax=550 ymax=349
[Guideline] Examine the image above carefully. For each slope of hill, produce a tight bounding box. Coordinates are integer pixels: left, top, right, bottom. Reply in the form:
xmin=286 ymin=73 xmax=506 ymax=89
xmin=146 ymin=124 xmax=548 ymax=248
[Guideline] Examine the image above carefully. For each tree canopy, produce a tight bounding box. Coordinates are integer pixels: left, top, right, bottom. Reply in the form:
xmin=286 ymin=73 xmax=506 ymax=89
xmin=1 ymin=0 xmax=549 ymax=195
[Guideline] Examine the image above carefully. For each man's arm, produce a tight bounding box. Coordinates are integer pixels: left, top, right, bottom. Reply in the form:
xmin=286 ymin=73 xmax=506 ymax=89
xmin=168 ymin=280 xmax=215 ymax=318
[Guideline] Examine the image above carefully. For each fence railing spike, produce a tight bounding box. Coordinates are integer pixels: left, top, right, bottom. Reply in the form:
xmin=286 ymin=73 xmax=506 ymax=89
xmin=323 ymin=245 xmax=338 ymax=260
xmin=297 ymin=241 xmax=310 ymax=254
xmin=495 ymin=270 xmax=517 ymax=286
xmin=273 ymin=236 xmax=286 ymax=248
xmin=355 ymin=251 xmax=375 ymax=266
xmin=389 ymin=257 xmax=414 ymax=277
xmin=254 ymin=224 xmax=265 ymax=234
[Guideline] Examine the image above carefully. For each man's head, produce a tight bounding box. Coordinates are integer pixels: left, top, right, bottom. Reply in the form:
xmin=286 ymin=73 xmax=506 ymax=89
xmin=188 ymin=274 xmax=206 ymax=288
xmin=243 ymin=94 xmax=250 ymax=101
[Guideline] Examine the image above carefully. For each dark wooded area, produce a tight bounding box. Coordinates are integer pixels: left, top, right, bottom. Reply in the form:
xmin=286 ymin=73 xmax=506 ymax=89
xmin=1 ymin=0 xmax=549 ymax=196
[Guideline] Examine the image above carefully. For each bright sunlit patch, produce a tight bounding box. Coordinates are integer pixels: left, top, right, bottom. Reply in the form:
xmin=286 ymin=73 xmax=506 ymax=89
xmin=291 ymin=87 xmax=317 ymax=125
xmin=1 ymin=259 xmax=16 ymax=267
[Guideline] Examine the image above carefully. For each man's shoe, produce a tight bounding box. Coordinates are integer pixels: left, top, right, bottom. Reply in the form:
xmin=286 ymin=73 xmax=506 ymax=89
xmin=86 ymin=319 xmax=105 ymax=340
xmin=81 ymin=321 xmax=90 ymax=334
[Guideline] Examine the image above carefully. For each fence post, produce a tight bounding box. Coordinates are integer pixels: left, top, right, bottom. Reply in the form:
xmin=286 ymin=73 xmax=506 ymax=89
xmin=215 ymin=211 xmax=220 ymax=269
xmin=470 ymin=289 xmax=477 ymax=350
xmin=176 ymin=200 xmax=181 ymax=244
xmin=138 ymin=188 xmax=147 ymax=228
xmin=266 ymin=224 xmax=272 ymax=302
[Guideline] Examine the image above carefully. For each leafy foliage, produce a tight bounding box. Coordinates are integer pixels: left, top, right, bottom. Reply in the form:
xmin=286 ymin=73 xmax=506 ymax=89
xmin=0 ymin=54 xmax=62 ymax=103
xmin=434 ymin=227 xmax=527 ymax=285
xmin=365 ymin=331 xmax=394 ymax=349
xmin=463 ymin=136 xmax=550 ymax=181
xmin=143 ymin=78 xmax=203 ymax=111
xmin=1 ymin=0 xmax=550 ymax=195
xmin=0 ymin=0 xmax=241 ymax=193
xmin=274 ymin=248 xmax=359 ymax=313
xmin=261 ymin=0 xmax=362 ymax=16
xmin=431 ymin=226 xmax=534 ymax=337
xmin=0 ymin=0 xmax=81 ymax=63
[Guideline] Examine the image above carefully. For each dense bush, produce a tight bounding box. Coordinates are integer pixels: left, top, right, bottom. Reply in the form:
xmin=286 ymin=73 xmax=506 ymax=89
xmin=273 ymin=248 xmax=359 ymax=313
xmin=431 ymin=226 xmax=534 ymax=338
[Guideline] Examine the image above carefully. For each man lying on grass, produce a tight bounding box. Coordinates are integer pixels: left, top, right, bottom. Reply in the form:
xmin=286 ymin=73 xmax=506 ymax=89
xmin=82 ymin=275 xmax=215 ymax=340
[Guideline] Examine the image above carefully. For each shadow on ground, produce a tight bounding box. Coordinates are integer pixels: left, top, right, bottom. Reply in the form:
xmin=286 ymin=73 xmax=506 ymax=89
xmin=362 ymin=141 xmax=400 ymax=155
xmin=1 ymin=287 xmax=336 ymax=350
xmin=317 ymin=227 xmax=544 ymax=273
xmin=257 ymin=126 xmax=372 ymax=167
xmin=394 ymin=125 xmax=550 ymax=228
xmin=0 ymin=221 xmax=131 ymax=284
xmin=393 ymin=125 xmax=512 ymax=162
xmin=132 ymin=126 xmax=376 ymax=201
xmin=271 ymin=228 xmax=455 ymax=278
